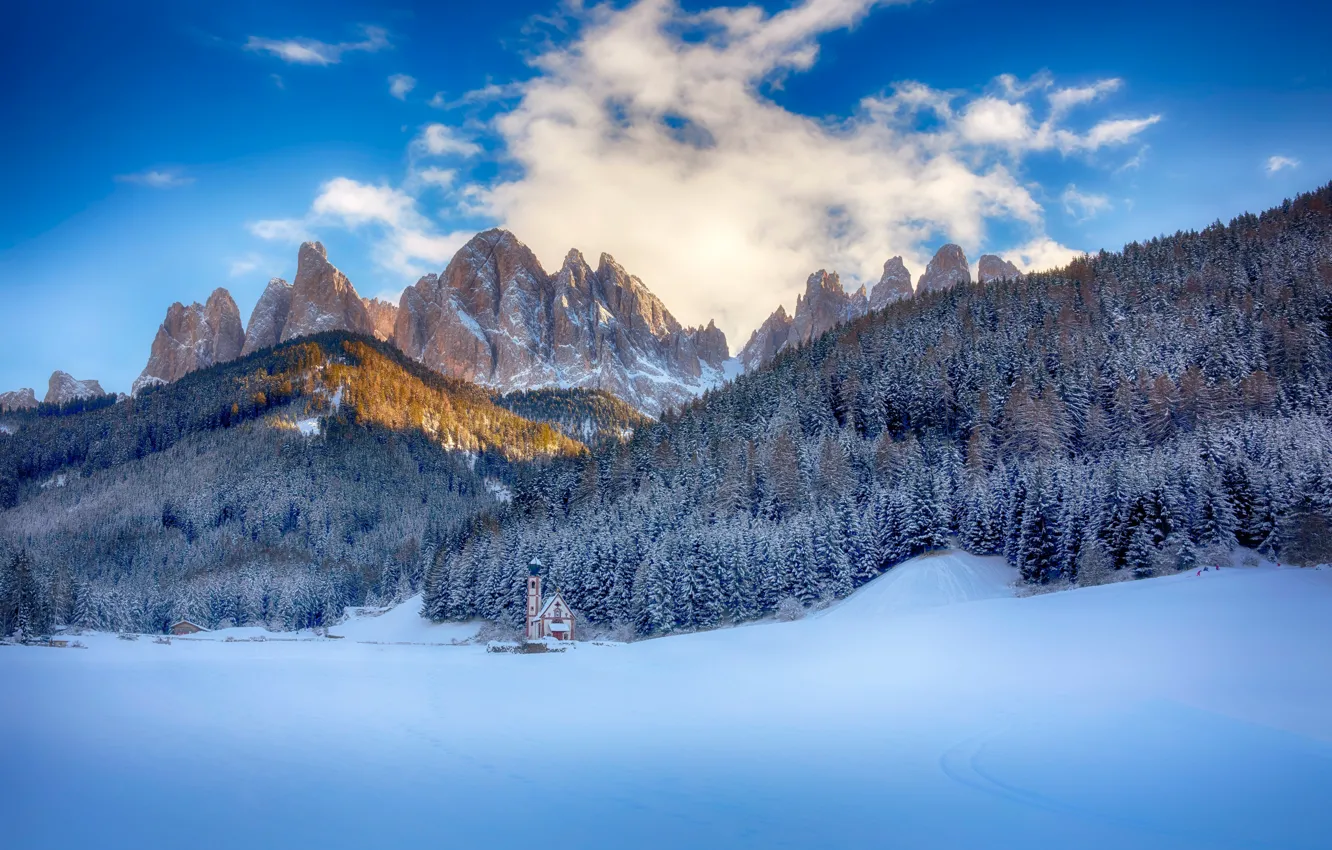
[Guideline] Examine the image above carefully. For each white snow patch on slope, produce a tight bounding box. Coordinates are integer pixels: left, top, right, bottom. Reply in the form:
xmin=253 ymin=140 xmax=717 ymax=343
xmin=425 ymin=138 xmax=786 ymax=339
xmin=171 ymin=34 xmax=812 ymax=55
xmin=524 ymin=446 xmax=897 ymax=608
xmin=0 ymin=423 xmax=13 ymax=436
xmin=333 ymin=594 xmax=482 ymax=644
xmin=294 ymin=417 xmax=320 ymax=436
xmin=815 ymin=551 xmax=1016 ymax=621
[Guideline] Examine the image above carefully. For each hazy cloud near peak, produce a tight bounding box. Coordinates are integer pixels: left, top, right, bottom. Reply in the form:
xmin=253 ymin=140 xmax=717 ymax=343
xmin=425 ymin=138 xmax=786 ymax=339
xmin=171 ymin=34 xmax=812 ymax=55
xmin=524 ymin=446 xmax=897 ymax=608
xmin=251 ymin=178 xmax=471 ymax=279
xmin=250 ymin=0 xmax=1158 ymax=343
xmin=461 ymin=0 xmax=1155 ymax=340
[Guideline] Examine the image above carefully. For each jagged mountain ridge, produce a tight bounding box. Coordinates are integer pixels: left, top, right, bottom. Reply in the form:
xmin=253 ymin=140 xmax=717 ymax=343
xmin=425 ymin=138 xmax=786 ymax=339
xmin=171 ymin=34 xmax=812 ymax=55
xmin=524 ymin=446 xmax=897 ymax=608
xmin=116 ymin=231 xmax=730 ymax=417
xmin=394 ymin=230 xmax=730 ymax=416
xmin=133 ymin=288 xmax=245 ymax=394
xmin=45 ymin=371 xmax=107 ymax=405
xmin=738 ymin=243 xmax=1022 ymax=370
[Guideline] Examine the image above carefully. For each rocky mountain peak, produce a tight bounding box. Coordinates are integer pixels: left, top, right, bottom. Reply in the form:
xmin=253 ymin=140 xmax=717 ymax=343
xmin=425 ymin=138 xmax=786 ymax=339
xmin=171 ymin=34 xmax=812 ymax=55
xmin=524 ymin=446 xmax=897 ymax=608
xmin=787 ymin=269 xmax=869 ymax=351
xmin=918 ymin=244 xmax=971 ymax=294
xmin=241 ymin=278 xmax=293 ymax=355
xmin=133 ymin=288 xmax=245 ymax=395
xmin=392 ymin=229 xmax=730 ymax=415
xmin=978 ymin=254 xmax=1022 ymax=283
xmin=282 ymin=241 xmax=373 ymax=342
xmin=0 ymin=387 xmax=38 ymax=411
xmin=737 ymin=304 xmax=795 ymax=373
xmin=870 ymin=256 xmax=914 ymax=310
xmin=45 ymin=371 xmax=105 ymax=405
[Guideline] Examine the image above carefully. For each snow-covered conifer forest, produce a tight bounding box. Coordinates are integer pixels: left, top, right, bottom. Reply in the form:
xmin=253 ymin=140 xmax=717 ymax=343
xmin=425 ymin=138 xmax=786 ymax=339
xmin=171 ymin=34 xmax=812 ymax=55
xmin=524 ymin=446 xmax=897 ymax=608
xmin=3 ymin=185 xmax=1332 ymax=638
xmin=422 ymin=184 xmax=1332 ymax=634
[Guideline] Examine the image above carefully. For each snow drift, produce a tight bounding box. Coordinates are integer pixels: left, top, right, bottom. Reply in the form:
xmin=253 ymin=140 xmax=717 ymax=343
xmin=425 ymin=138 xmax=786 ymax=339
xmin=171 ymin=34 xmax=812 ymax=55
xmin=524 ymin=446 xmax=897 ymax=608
xmin=4 ymin=554 xmax=1330 ymax=850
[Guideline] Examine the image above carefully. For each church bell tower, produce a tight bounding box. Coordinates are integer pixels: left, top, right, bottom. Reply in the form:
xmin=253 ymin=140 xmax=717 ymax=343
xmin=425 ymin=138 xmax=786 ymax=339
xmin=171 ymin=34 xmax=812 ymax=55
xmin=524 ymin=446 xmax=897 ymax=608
xmin=525 ymin=558 xmax=542 ymax=640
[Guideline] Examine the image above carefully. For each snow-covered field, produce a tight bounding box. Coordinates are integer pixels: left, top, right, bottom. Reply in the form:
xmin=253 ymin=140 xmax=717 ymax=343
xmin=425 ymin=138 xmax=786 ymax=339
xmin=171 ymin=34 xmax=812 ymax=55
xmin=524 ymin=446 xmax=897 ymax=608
xmin=4 ymin=552 xmax=1331 ymax=850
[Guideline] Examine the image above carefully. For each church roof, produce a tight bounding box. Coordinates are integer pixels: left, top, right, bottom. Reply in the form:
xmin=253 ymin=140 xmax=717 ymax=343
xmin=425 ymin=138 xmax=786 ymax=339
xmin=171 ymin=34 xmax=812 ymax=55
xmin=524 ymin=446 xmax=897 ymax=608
xmin=536 ymin=591 xmax=571 ymax=620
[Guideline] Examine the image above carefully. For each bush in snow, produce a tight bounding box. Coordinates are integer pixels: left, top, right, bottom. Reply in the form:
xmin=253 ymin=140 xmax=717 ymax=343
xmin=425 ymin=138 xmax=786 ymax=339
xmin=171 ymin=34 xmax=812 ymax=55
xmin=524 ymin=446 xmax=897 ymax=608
xmin=774 ymin=596 xmax=806 ymax=622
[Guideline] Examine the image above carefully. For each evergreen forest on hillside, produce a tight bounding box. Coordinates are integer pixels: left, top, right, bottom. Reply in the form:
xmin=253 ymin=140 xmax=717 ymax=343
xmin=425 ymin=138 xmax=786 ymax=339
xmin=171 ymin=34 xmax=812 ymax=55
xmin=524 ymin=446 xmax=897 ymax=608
xmin=0 ymin=334 xmax=584 ymax=636
xmin=4 ymin=186 xmax=1332 ymax=639
xmin=421 ymin=184 xmax=1332 ymax=636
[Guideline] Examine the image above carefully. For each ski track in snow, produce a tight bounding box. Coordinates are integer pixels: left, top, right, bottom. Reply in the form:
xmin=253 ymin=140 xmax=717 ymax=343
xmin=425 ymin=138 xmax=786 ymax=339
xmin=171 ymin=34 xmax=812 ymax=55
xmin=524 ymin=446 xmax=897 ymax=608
xmin=4 ymin=554 xmax=1331 ymax=850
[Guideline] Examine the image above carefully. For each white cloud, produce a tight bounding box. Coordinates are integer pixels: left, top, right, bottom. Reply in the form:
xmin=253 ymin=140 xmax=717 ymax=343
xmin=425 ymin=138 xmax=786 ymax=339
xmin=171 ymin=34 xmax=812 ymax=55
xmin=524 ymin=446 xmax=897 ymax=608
xmin=458 ymin=0 xmax=1135 ymax=340
xmin=115 ymin=169 xmax=193 ymax=188
xmin=247 ymin=218 xmax=314 ymax=243
xmin=1266 ymin=155 xmax=1300 ymax=174
xmin=389 ymin=74 xmax=416 ymax=100
xmin=244 ymin=26 xmax=388 ymax=66
xmin=1047 ymin=79 xmax=1121 ymax=115
xmin=415 ymin=124 xmax=482 ymax=157
xmin=251 ymin=178 xmax=471 ymax=278
xmin=415 ymin=167 xmax=457 ymax=188
xmin=1007 ymin=236 xmax=1082 ymax=273
xmin=1061 ymin=184 xmax=1111 ymax=222
xmin=253 ymin=0 xmax=1154 ymax=342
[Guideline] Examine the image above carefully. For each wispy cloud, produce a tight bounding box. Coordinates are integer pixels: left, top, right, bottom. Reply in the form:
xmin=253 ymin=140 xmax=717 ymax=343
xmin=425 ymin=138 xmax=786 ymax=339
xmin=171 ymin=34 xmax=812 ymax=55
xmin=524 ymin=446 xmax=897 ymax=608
xmin=246 ymin=219 xmax=313 ymax=243
xmin=250 ymin=178 xmax=471 ymax=277
xmin=115 ymin=169 xmax=194 ymax=188
xmin=1115 ymin=145 xmax=1148 ymax=173
xmin=428 ymin=82 xmax=525 ymax=110
xmin=226 ymin=253 xmax=283 ymax=278
xmin=1061 ymin=184 xmax=1111 ymax=222
xmin=388 ymin=74 xmax=416 ymax=100
xmin=244 ymin=25 xmax=388 ymax=66
xmin=1266 ymin=155 xmax=1300 ymax=174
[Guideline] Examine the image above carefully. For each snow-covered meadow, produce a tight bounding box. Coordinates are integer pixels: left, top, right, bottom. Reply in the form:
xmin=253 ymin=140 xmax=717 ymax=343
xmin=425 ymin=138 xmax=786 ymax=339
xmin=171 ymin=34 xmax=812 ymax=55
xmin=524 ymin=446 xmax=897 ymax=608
xmin=4 ymin=553 xmax=1330 ymax=849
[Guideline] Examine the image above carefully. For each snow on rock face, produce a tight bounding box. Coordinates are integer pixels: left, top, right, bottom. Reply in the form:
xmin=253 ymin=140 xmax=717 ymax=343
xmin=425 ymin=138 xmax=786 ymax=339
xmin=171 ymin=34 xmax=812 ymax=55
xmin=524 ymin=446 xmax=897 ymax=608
xmin=241 ymin=277 xmax=293 ymax=355
xmin=869 ymin=256 xmax=914 ymax=310
xmin=281 ymin=242 xmax=375 ymax=343
xmin=44 ymin=371 xmax=104 ymax=405
xmin=392 ymin=229 xmax=731 ymax=416
xmin=978 ymin=254 xmax=1021 ymax=283
xmin=133 ymin=288 xmax=245 ymax=394
xmin=0 ymin=387 xmax=38 ymax=411
xmin=917 ymin=244 xmax=971 ymax=294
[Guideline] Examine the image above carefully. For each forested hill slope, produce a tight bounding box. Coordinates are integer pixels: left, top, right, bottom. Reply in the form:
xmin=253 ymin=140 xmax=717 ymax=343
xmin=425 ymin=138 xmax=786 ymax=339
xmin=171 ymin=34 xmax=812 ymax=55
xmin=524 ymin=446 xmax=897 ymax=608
xmin=425 ymin=183 xmax=1332 ymax=636
xmin=494 ymin=387 xmax=653 ymax=447
xmin=0 ymin=332 xmax=584 ymax=636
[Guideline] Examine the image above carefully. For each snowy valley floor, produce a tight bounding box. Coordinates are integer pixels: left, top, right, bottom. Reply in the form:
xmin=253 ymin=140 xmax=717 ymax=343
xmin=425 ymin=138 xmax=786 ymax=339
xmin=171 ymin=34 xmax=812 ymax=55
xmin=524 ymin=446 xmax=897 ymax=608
xmin=3 ymin=553 xmax=1331 ymax=850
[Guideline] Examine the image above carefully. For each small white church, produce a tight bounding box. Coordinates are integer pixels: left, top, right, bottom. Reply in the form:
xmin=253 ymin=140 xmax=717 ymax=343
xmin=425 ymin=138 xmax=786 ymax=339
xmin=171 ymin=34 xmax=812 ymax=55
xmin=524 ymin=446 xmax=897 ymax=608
xmin=525 ymin=559 xmax=576 ymax=641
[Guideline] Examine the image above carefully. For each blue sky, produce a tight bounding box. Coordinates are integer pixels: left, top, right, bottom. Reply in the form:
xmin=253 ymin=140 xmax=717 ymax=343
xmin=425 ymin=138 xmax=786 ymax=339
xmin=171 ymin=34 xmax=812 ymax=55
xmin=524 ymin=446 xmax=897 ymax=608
xmin=2 ymin=0 xmax=1329 ymax=395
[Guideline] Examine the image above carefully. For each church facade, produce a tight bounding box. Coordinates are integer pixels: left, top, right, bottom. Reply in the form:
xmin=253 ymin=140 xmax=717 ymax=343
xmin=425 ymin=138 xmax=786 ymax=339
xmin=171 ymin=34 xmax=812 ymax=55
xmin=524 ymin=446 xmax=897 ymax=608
xmin=525 ymin=561 xmax=576 ymax=641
